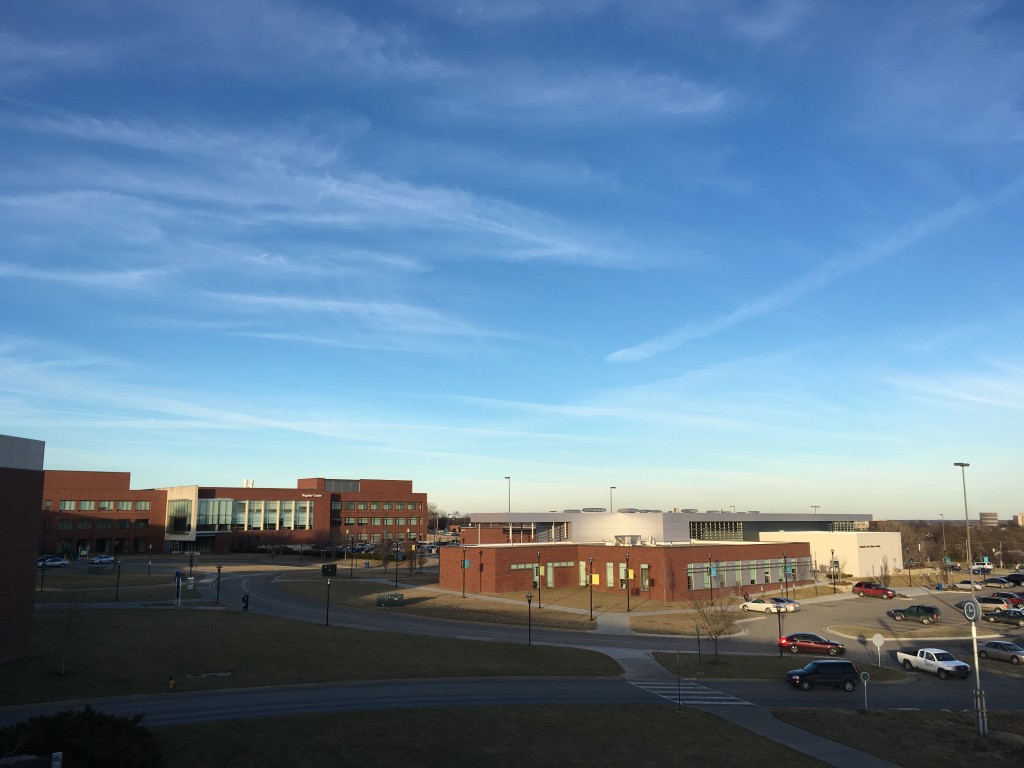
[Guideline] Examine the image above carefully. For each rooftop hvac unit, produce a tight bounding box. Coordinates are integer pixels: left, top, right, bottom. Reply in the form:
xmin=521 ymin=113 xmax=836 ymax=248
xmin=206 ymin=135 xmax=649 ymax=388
xmin=682 ymin=509 xmax=698 ymax=513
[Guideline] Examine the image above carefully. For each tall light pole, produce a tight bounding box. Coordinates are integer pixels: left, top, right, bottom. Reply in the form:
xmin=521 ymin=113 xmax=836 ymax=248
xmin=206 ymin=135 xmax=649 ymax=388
xmin=940 ymin=513 xmax=947 ymax=581
xmin=325 ymin=578 xmax=332 ymax=626
xmin=609 ymin=486 xmax=616 ymax=513
xmin=536 ymin=550 xmax=542 ymax=609
xmin=830 ymin=548 xmax=836 ymax=594
xmin=588 ymin=557 xmax=594 ymax=621
xmin=505 ymin=476 xmax=512 ymax=544
xmin=811 ymin=505 xmax=819 ymax=515
xmin=625 ymin=552 xmax=631 ymax=612
xmin=707 ymin=553 xmax=713 ymax=601
xmin=526 ymin=593 xmax=533 ymax=645
xmin=955 ymin=462 xmax=973 ymax=567
xmin=216 ymin=564 xmax=223 ymax=604
xmin=462 ymin=545 xmax=467 ymax=598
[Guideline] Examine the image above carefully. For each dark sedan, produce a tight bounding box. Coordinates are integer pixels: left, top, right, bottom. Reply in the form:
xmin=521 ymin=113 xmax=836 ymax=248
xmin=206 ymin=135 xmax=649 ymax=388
xmin=984 ymin=609 xmax=1024 ymax=627
xmin=778 ymin=633 xmax=846 ymax=656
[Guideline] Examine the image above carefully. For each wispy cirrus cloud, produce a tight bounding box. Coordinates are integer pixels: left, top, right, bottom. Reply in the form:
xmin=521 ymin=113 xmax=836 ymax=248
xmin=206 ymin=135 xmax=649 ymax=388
xmin=607 ymin=195 xmax=981 ymax=363
xmin=0 ymin=260 xmax=171 ymax=290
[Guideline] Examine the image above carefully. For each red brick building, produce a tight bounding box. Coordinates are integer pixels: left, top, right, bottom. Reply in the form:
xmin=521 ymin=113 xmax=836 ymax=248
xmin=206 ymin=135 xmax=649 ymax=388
xmin=439 ymin=542 xmax=811 ymax=603
xmin=40 ymin=471 xmax=167 ymax=558
xmin=38 ymin=472 xmax=428 ymax=556
xmin=1 ymin=435 xmax=45 ymax=663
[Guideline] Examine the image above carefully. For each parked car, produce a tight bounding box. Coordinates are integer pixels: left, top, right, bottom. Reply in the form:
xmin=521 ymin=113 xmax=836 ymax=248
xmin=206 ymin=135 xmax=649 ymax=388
xmin=978 ymin=641 xmax=1024 ymax=665
xmin=740 ymin=598 xmax=782 ymax=614
xmin=88 ymin=555 xmax=115 ymax=565
xmin=778 ymin=633 xmax=846 ymax=656
xmin=983 ymin=609 xmax=1024 ymax=627
xmin=1004 ymin=573 xmax=1024 ymax=586
xmin=852 ymin=581 xmax=896 ymax=599
xmin=977 ymin=596 xmax=1013 ymax=613
xmin=37 ymin=556 xmax=69 ymax=568
xmin=785 ymin=660 xmax=859 ymax=691
xmin=984 ymin=577 xmax=1012 ymax=587
xmin=989 ymin=591 xmax=1024 ymax=607
xmin=886 ymin=605 xmax=941 ymax=624
xmin=770 ymin=597 xmax=800 ymax=612
xmin=896 ymin=648 xmax=970 ymax=680
xmin=955 ymin=579 xmax=984 ymax=591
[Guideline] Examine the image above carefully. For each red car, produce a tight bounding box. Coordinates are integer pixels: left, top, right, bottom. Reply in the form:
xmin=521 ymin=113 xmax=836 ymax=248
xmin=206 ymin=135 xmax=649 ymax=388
xmin=990 ymin=591 xmax=1024 ymax=607
xmin=778 ymin=633 xmax=846 ymax=656
xmin=852 ymin=581 xmax=896 ymax=599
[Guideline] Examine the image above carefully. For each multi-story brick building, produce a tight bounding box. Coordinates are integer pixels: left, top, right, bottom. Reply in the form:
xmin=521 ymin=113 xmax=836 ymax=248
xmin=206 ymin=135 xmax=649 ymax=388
xmin=38 ymin=472 xmax=428 ymax=556
xmin=1 ymin=435 xmax=45 ymax=663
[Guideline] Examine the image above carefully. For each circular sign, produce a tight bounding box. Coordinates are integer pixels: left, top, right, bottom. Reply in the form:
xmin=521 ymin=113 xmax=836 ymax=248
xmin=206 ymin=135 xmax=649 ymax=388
xmin=860 ymin=671 xmax=871 ymax=682
xmin=871 ymin=633 xmax=885 ymax=648
xmin=963 ymin=599 xmax=981 ymax=623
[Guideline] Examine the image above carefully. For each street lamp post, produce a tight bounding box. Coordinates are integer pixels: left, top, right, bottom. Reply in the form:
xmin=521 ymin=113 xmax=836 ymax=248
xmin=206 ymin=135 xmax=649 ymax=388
xmin=707 ymin=553 xmax=714 ymax=601
xmin=325 ymin=578 xmax=331 ymax=626
xmin=940 ymin=514 xmax=947 ymax=581
xmin=536 ymin=550 xmax=542 ymax=609
xmin=216 ymin=564 xmax=223 ymax=605
xmin=783 ymin=553 xmax=789 ymax=599
xmin=349 ymin=533 xmax=355 ymax=579
xmin=115 ymin=562 xmax=122 ymax=602
xmin=462 ymin=546 xmax=467 ymax=598
xmin=588 ymin=557 xmax=594 ymax=621
xmin=625 ymin=552 xmax=631 ymax=612
xmin=395 ymin=543 xmax=400 ymax=588
xmin=505 ymin=476 xmax=512 ymax=544
xmin=777 ymin=606 xmax=784 ymax=656
xmin=526 ymin=593 xmax=533 ymax=645
xmin=609 ymin=486 xmax=616 ymax=513
xmin=955 ymin=463 xmax=973 ymax=568
xmin=906 ymin=547 xmax=912 ymax=587
xmin=830 ymin=548 xmax=836 ymax=595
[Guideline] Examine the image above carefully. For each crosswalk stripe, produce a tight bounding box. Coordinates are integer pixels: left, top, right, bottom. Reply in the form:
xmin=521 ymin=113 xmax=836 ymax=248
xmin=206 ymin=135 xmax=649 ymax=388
xmin=629 ymin=679 xmax=753 ymax=706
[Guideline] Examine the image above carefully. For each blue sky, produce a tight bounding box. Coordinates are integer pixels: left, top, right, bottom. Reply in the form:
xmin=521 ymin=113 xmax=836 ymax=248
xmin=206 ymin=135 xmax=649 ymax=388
xmin=2 ymin=1 xmax=1022 ymax=520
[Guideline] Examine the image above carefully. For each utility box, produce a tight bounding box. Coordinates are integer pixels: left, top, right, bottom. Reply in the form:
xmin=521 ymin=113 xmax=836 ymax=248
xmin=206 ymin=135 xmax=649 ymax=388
xmin=321 ymin=563 xmax=337 ymax=577
xmin=376 ymin=592 xmax=405 ymax=607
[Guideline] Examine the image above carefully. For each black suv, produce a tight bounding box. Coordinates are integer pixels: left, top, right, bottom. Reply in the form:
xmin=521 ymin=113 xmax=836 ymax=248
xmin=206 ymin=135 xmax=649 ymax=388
xmin=886 ymin=605 xmax=941 ymax=624
xmin=785 ymin=660 xmax=859 ymax=692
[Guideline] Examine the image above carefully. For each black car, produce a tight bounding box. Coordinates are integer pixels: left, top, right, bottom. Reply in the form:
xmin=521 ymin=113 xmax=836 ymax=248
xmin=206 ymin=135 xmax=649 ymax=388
xmin=1005 ymin=573 xmax=1024 ymax=586
xmin=886 ymin=605 xmax=942 ymax=624
xmin=785 ymin=660 xmax=859 ymax=691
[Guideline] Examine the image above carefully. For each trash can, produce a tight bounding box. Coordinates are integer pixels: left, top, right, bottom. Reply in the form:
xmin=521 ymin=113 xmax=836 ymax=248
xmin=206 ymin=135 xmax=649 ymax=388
xmin=321 ymin=563 xmax=337 ymax=577
xmin=376 ymin=593 xmax=405 ymax=607
xmin=936 ymin=582 xmax=943 ymax=591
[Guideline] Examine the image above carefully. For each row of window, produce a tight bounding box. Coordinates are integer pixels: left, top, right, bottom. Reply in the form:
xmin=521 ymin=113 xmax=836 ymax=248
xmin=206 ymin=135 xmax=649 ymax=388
xmin=332 ymin=501 xmax=422 ymax=511
xmin=333 ymin=516 xmax=422 ymax=527
xmin=56 ymin=519 xmax=149 ymax=529
xmin=51 ymin=500 xmax=152 ymax=512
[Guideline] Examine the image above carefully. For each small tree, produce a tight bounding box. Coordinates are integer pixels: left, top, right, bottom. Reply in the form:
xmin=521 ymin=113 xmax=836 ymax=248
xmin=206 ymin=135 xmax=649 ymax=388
xmin=879 ymin=555 xmax=892 ymax=587
xmin=687 ymin=596 xmax=736 ymax=663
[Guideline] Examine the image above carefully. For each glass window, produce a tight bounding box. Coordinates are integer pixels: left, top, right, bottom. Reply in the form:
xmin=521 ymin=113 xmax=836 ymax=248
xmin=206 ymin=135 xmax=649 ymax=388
xmin=135 ymin=520 xmax=148 ymax=529
xmin=345 ymin=516 xmax=355 ymax=526
xmin=60 ymin=500 xmax=75 ymax=511
xmin=383 ymin=502 xmax=393 ymax=510
xmin=45 ymin=499 xmax=51 ymax=511
xmin=79 ymin=501 xmax=95 ymax=511
xmin=357 ymin=502 xmax=367 ymax=510
xmin=98 ymin=501 xmax=114 ymax=511
xmin=383 ymin=517 xmax=393 ymax=526
xmin=371 ymin=502 xmax=380 ymax=510
xmin=395 ymin=502 xmax=406 ymax=510
xmin=605 ymin=562 xmax=614 ymax=587
xmin=396 ymin=517 xmax=406 ymax=526
xmin=371 ymin=517 xmax=382 ymax=526
xmin=117 ymin=519 xmax=130 ymax=529
xmin=118 ymin=501 xmax=132 ymax=511
xmin=358 ymin=517 xmax=369 ymax=526
xmin=345 ymin=501 xmax=355 ymax=510
xmin=136 ymin=500 xmax=151 ymax=511
xmin=96 ymin=519 xmax=113 ymax=529
xmin=77 ymin=519 xmax=92 ymax=529
xmin=57 ymin=520 xmax=73 ymax=530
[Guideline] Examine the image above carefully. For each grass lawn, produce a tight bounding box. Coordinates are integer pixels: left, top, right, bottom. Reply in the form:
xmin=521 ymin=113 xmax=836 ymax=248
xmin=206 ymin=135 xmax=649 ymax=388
xmin=157 ymin=705 xmax=830 ymax=768
xmin=0 ymin=609 xmax=620 ymax=706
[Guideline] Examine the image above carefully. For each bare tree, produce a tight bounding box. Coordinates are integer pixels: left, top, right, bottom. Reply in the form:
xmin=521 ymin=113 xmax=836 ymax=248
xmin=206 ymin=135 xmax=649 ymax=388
xmin=687 ymin=596 xmax=736 ymax=663
xmin=879 ymin=555 xmax=892 ymax=587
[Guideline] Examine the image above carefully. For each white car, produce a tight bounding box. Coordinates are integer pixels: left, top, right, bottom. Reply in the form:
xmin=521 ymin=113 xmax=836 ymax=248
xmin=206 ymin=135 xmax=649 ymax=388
xmin=771 ymin=597 xmax=800 ymax=612
xmin=740 ymin=598 xmax=783 ymax=614
xmin=956 ymin=579 xmax=984 ymax=591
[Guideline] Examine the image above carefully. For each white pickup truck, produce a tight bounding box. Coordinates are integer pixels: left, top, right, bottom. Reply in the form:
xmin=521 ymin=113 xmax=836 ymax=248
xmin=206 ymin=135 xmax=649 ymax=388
xmin=895 ymin=648 xmax=970 ymax=680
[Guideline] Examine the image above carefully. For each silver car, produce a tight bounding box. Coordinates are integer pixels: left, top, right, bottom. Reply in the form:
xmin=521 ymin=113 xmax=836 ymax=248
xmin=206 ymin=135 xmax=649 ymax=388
xmin=978 ymin=641 xmax=1023 ymax=665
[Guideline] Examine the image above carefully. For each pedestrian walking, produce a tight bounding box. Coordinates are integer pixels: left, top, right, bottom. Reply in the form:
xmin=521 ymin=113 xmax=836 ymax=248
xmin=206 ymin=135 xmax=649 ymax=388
xmin=242 ymin=593 xmax=249 ymax=612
